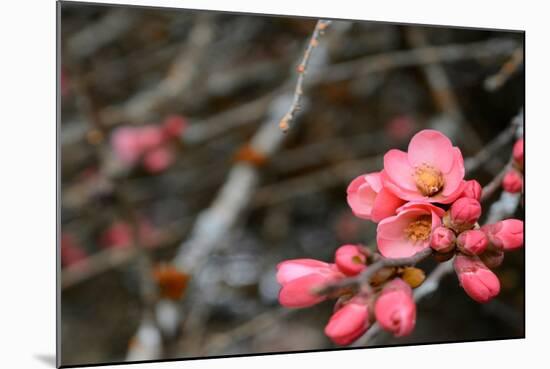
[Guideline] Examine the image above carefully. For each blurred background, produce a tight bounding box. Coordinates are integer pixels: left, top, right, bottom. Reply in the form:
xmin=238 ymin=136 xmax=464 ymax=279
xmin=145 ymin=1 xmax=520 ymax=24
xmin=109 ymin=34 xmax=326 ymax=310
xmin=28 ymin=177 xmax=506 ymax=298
xmin=59 ymin=2 xmax=524 ymax=366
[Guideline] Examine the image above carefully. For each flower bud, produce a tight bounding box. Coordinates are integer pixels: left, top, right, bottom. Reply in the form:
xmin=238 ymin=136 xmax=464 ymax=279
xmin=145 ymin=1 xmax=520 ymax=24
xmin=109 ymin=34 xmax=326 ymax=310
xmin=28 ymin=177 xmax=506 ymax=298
xmin=401 ymin=267 xmax=425 ymax=288
xmin=276 ymin=259 xmax=344 ymax=308
xmin=374 ymin=278 xmax=416 ymax=337
xmin=479 ymin=245 xmax=505 ymax=269
xmin=143 ymin=147 xmax=174 ymax=173
xmin=513 ymin=138 xmax=524 ymax=166
xmin=461 ymin=180 xmax=482 ymax=201
xmin=162 ymin=115 xmax=187 ymax=139
xmin=334 ymin=244 xmax=367 ymax=276
xmin=457 ymin=230 xmax=488 ymax=256
xmin=430 ymin=226 xmax=456 ymax=253
xmin=448 ymin=197 xmax=482 ymax=232
xmin=483 ymin=219 xmax=524 ymax=251
xmin=454 ymin=255 xmax=500 ymax=303
xmin=502 ymin=169 xmax=523 ymax=193
xmin=324 ymin=298 xmax=370 ymax=345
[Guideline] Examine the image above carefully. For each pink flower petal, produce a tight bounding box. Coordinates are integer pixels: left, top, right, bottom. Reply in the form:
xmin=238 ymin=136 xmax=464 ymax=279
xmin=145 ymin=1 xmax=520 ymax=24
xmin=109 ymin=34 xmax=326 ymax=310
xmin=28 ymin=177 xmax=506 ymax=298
xmin=371 ymin=188 xmax=406 ymax=223
xmin=407 ymin=129 xmax=455 ymax=173
xmin=383 ymin=149 xmax=417 ymax=192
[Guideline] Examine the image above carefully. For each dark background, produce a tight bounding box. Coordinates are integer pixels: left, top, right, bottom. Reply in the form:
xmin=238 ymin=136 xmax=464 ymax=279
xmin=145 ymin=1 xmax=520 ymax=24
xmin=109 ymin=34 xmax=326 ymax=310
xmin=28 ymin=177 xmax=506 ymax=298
xmin=59 ymin=2 xmax=524 ymax=366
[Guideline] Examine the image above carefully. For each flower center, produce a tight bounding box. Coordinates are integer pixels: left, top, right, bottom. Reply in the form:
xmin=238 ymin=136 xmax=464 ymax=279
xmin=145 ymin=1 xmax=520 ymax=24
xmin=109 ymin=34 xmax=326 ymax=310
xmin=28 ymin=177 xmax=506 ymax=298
xmin=414 ymin=164 xmax=444 ymax=196
xmin=404 ymin=215 xmax=432 ymax=242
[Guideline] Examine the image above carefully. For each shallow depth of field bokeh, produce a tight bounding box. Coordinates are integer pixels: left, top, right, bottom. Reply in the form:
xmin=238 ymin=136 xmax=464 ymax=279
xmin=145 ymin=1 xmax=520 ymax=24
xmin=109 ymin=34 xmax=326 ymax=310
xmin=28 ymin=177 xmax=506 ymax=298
xmin=59 ymin=3 xmax=524 ymax=366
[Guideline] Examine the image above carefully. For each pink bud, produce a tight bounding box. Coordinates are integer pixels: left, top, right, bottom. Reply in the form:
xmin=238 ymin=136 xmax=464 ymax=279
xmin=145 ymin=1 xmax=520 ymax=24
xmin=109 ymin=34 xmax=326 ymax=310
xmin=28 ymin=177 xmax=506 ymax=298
xmin=163 ymin=115 xmax=187 ymax=139
xmin=502 ymin=169 xmax=523 ymax=193
xmin=334 ymin=244 xmax=367 ymax=276
xmin=454 ymin=255 xmax=500 ymax=303
xmin=461 ymin=180 xmax=482 ymax=201
xmin=483 ymin=219 xmax=524 ymax=251
xmin=143 ymin=147 xmax=174 ymax=173
xmin=457 ymin=230 xmax=488 ymax=256
xmin=276 ymin=259 xmax=344 ymax=308
xmin=513 ymin=138 xmax=524 ymax=165
xmin=374 ymin=278 xmax=416 ymax=337
xmin=430 ymin=226 xmax=456 ymax=253
xmin=479 ymin=245 xmax=505 ymax=269
xmin=324 ymin=298 xmax=370 ymax=345
xmin=100 ymin=221 xmax=133 ymax=249
xmin=449 ymin=197 xmax=482 ymax=228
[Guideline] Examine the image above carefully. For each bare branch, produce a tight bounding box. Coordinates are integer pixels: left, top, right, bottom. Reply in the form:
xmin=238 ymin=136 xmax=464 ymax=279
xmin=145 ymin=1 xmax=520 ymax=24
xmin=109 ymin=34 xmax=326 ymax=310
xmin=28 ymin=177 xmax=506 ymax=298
xmin=279 ymin=20 xmax=332 ymax=132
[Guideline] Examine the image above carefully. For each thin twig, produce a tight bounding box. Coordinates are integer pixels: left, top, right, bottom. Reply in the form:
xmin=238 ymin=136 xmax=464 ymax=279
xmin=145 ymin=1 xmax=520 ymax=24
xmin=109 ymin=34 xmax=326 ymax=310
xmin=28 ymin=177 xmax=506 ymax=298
xmin=316 ymin=248 xmax=433 ymax=295
xmin=279 ymin=19 xmax=331 ymax=132
xmin=484 ymin=47 xmax=524 ymax=92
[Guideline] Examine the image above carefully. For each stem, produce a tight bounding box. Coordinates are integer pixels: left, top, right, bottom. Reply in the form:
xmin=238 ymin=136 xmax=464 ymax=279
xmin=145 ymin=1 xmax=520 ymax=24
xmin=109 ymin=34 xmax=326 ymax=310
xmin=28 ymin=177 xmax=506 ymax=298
xmin=316 ymin=247 xmax=433 ymax=295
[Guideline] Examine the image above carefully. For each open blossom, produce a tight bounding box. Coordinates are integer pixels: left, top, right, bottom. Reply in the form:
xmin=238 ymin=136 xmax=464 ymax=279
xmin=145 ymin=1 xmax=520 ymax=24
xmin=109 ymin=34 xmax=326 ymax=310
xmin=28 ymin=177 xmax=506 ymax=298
xmin=377 ymin=202 xmax=445 ymax=258
xmin=334 ymin=244 xmax=367 ymax=276
xmin=482 ymin=219 xmax=524 ymax=251
xmin=324 ymin=298 xmax=370 ymax=345
xmin=346 ymin=172 xmax=405 ymax=222
xmin=276 ymin=259 xmax=344 ymax=308
xmin=382 ymin=130 xmax=465 ymax=204
xmin=454 ymin=255 xmax=500 ymax=303
xmin=374 ymin=278 xmax=416 ymax=337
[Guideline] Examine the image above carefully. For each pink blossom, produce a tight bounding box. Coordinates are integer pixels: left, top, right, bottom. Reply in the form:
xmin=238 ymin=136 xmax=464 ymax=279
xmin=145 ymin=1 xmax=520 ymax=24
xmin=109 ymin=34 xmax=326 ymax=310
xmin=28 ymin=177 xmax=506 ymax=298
xmin=513 ymin=138 xmax=524 ymax=165
xmin=324 ymin=298 xmax=370 ymax=345
xmin=136 ymin=125 xmax=165 ymax=152
xmin=382 ymin=130 xmax=465 ymax=204
xmin=143 ymin=147 xmax=174 ymax=173
xmin=346 ymin=172 xmax=405 ymax=222
xmin=449 ymin=197 xmax=482 ymax=229
xmin=454 ymin=255 xmax=500 ymax=303
xmin=483 ymin=219 xmax=524 ymax=251
xmin=100 ymin=220 xmax=156 ymax=249
xmin=460 ymin=179 xmax=482 ymax=201
xmin=502 ymin=169 xmax=523 ymax=193
xmin=61 ymin=233 xmax=88 ymax=267
xmin=377 ymin=202 xmax=445 ymax=258
xmin=334 ymin=244 xmax=367 ymax=276
xmin=276 ymin=259 xmax=344 ymax=308
xmin=430 ymin=226 xmax=456 ymax=253
xmin=111 ymin=127 xmax=142 ymax=164
xmin=386 ymin=115 xmax=415 ymax=141
xmin=457 ymin=230 xmax=488 ymax=256
xmin=374 ymin=278 xmax=416 ymax=337
xmin=162 ymin=115 xmax=187 ymax=139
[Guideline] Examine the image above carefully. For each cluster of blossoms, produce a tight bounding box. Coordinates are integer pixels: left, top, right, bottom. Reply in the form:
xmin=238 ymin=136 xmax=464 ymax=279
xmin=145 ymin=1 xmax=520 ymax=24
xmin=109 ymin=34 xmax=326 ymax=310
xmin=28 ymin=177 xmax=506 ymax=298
xmin=276 ymin=130 xmax=524 ymax=345
xmin=111 ymin=115 xmax=187 ymax=173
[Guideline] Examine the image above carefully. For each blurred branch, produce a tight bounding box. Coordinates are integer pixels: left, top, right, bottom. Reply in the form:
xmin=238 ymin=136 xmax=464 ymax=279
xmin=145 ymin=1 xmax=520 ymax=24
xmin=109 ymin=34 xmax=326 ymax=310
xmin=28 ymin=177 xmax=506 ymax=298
xmin=484 ymin=47 xmax=524 ymax=92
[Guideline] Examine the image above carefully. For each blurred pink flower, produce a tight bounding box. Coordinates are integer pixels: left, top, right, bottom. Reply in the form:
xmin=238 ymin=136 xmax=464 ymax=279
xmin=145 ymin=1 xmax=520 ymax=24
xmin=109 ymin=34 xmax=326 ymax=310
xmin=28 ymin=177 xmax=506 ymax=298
xmin=513 ymin=138 xmax=524 ymax=165
xmin=386 ymin=115 xmax=415 ymax=141
xmin=502 ymin=169 xmax=523 ymax=193
xmin=374 ymin=278 xmax=416 ymax=337
xmin=162 ymin=115 xmax=187 ymax=139
xmin=111 ymin=127 xmax=143 ymax=164
xmin=482 ymin=219 xmax=524 ymax=251
xmin=61 ymin=233 xmax=88 ymax=268
xmin=334 ymin=244 xmax=367 ymax=276
xmin=382 ymin=130 xmax=465 ymax=203
xmin=324 ymin=298 xmax=370 ymax=345
xmin=143 ymin=147 xmax=174 ymax=173
xmin=276 ymin=259 xmax=344 ymax=308
xmin=136 ymin=125 xmax=165 ymax=152
xmin=377 ymin=202 xmax=444 ymax=258
xmin=454 ymin=254 xmax=500 ymax=303
xmin=457 ymin=229 xmax=488 ymax=256
xmin=346 ymin=172 xmax=405 ymax=223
